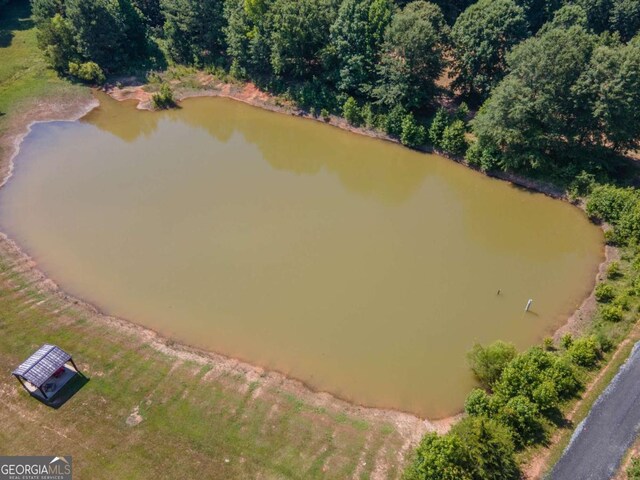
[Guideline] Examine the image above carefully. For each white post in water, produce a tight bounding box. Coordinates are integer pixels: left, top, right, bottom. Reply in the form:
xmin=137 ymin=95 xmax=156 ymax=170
xmin=525 ymin=299 xmax=533 ymax=312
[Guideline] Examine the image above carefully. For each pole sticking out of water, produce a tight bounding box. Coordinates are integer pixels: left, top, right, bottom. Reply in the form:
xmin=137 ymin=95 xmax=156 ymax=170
xmin=525 ymin=299 xmax=533 ymax=312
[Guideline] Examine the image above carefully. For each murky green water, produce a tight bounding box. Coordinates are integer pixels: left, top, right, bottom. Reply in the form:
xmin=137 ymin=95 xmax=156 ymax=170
xmin=0 ymin=93 xmax=602 ymax=417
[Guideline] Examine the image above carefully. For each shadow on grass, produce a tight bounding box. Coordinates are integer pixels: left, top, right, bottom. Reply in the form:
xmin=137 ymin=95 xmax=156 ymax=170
xmin=32 ymin=373 xmax=90 ymax=410
xmin=0 ymin=0 xmax=35 ymax=48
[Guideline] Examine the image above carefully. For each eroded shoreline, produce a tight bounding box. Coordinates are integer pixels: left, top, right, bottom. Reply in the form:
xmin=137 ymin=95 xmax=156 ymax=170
xmin=0 ymin=82 xmax=610 ymax=445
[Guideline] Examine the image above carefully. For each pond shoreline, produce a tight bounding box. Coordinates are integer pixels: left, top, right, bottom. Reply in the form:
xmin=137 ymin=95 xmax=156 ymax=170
xmin=0 ymin=80 xmax=609 ymax=442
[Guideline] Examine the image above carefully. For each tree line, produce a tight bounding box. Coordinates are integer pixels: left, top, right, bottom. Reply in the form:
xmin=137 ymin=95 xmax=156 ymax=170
xmin=29 ymin=0 xmax=640 ymax=176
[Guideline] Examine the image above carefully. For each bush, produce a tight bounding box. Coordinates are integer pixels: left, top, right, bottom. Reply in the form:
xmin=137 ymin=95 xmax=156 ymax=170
xmin=467 ymin=341 xmax=517 ymax=390
xmin=567 ymin=171 xmax=596 ymax=199
xmin=342 ymin=97 xmax=361 ymax=126
xmin=320 ymin=108 xmax=330 ymax=122
xmin=586 ymin=185 xmax=638 ymax=225
xmin=403 ymin=432 xmax=475 ymax=480
xmin=561 ymin=333 xmax=573 ymax=349
xmin=568 ymin=336 xmax=601 ymax=368
xmin=428 ymin=108 xmax=449 ymax=148
xmin=451 ymin=416 xmax=520 ymax=480
xmin=400 ymin=113 xmax=426 ymax=148
xmin=601 ymin=304 xmax=624 ymax=322
xmin=495 ymin=395 xmax=544 ymax=448
xmin=607 ymin=261 xmax=622 ymax=279
xmin=595 ymin=283 xmax=615 ymax=303
xmin=67 ymin=61 xmax=105 ymax=84
xmin=465 ymin=388 xmax=494 ymax=417
xmin=361 ymin=103 xmax=376 ymax=128
xmin=385 ymin=104 xmax=406 ymax=137
xmin=465 ymin=140 xmax=500 ymax=171
xmin=543 ymin=337 xmax=554 ymax=351
xmin=441 ymin=120 xmax=468 ymax=156
xmin=152 ymin=83 xmax=176 ymax=109
xmin=628 ymin=456 xmax=640 ymax=480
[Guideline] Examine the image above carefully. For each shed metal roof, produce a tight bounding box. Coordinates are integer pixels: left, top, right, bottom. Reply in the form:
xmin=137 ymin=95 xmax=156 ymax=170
xmin=12 ymin=344 xmax=71 ymax=388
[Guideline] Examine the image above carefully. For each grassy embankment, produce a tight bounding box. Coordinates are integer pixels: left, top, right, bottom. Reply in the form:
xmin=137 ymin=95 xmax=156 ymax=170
xmin=0 ymin=3 xmax=412 ymax=479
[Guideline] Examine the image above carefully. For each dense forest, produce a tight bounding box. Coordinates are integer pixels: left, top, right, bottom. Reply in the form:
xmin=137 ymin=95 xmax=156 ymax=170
xmin=29 ymin=0 xmax=640 ymax=178
xmin=21 ymin=0 xmax=640 ymax=478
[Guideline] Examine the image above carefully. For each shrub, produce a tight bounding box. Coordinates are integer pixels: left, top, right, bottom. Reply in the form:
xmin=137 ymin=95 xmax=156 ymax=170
xmin=567 ymin=171 xmax=596 ymax=199
xmin=451 ymin=416 xmax=520 ymax=480
xmin=568 ymin=336 xmax=601 ymax=368
xmin=385 ymin=104 xmax=406 ymax=137
xmin=361 ymin=103 xmax=375 ymax=128
xmin=628 ymin=456 xmax=640 ymax=480
xmin=607 ymin=261 xmax=622 ymax=279
xmin=465 ymin=140 xmax=500 ymax=171
xmin=601 ymin=304 xmax=623 ymax=322
xmin=320 ymin=108 xmax=330 ymax=122
xmin=495 ymin=395 xmax=544 ymax=448
xmin=151 ymin=83 xmax=176 ymax=109
xmin=342 ymin=97 xmax=361 ymax=126
xmin=543 ymin=337 xmax=554 ymax=351
xmin=441 ymin=119 xmax=468 ymax=156
xmin=68 ymin=61 xmax=105 ymax=84
xmin=595 ymin=283 xmax=615 ymax=303
xmin=561 ymin=333 xmax=573 ymax=349
xmin=403 ymin=432 xmax=475 ymax=480
xmin=601 ymin=305 xmax=624 ymax=323
xmin=428 ymin=108 xmax=450 ymax=148
xmin=465 ymin=388 xmax=493 ymax=417
xmin=400 ymin=113 xmax=426 ymax=148
xmin=585 ymin=185 xmax=638 ymax=224
xmin=467 ymin=341 xmax=517 ymax=390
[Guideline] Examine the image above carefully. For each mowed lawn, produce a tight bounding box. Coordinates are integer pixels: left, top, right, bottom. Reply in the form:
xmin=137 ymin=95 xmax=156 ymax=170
xmin=0 ymin=3 xmax=410 ymax=478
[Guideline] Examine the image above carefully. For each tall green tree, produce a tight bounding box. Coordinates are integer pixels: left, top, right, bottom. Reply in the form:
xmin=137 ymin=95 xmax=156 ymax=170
xmin=329 ymin=0 xmax=392 ymax=96
xmin=268 ymin=0 xmax=337 ymax=79
xmin=450 ymin=0 xmax=529 ymax=100
xmin=223 ymin=0 xmax=273 ymax=77
xmin=161 ymin=0 xmax=225 ymax=65
xmin=471 ymin=25 xmax=599 ymax=170
xmin=374 ymin=0 xmax=448 ymax=111
xmin=65 ymin=0 xmax=147 ymax=71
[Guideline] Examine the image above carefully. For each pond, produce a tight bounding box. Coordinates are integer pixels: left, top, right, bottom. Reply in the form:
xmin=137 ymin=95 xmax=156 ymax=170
xmin=0 ymin=93 xmax=603 ymax=418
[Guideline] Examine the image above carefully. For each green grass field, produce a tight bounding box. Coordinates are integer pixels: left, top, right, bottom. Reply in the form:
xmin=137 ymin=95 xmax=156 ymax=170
xmin=0 ymin=3 xmax=410 ymax=478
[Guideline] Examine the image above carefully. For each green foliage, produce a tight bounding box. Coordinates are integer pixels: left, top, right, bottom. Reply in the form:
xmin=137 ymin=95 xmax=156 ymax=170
xmin=384 ymin=104 xmax=407 ymax=137
xmin=404 ymin=432 xmax=474 ymax=480
xmin=161 ymin=0 xmax=225 ymax=65
xmin=400 ymin=113 xmax=426 ymax=148
xmin=494 ymin=394 xmax=544 ymax=447
xmin=586 ymin=185 xmax=640 ymax=243
xmin=567 ymin=170 xmax=596 ymax=199
xmin=269 ymin=0 xmax=335 ymax=79
xmin=450 ymin=416 xmax=519 ymax=480
xmin=151 ymin=83 xmax=176 ymax=109
xmin=601 ymin=304 xmax=623 ymax=322
xmin=441 ymin=119 xmax=468 ymax=156
xmin=608 ymin=261 xmax=622 ymax=279
xmin=450 ymin=0 xmax=529 ymax=100
xmin=543 ymin=337 xmax=554 ymax=351
xmin=404 ymin=416 xmax=520 ymax=480
xmin=561 ymin=333 xmax=573 ymax=349
xmin=330 ymin=0 xmax=392 ymax=96
xmin=467 ymin=341 xmax=517 ymax=390
xmin=628 ymin=456 xmax=640 ymax=480
xmin=595 ymin=283 xmax=615 ymax=303
xmin=342 ymin=96 xmax=362 ymax=126
xmin=428 ymin=108 xmax=450 ymax=148
xmin=67 ymin=61 xmax=105 ymax=84
xmin=374 ymin=1 xmax=449 ymax=111
xmin=464 ymin=388 xmax=494 ymax=417
xmin=471 ymin=25 xmax=640 ymax=173
xmin=320 ymin=108 xmax=330 ymax=122
xmin=567 ymin=336 xmax=601 ymax=368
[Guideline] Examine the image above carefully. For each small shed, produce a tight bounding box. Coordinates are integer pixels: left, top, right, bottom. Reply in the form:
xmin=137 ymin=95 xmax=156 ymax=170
xmin=12 ymin=344 xmax=81 ymax=400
